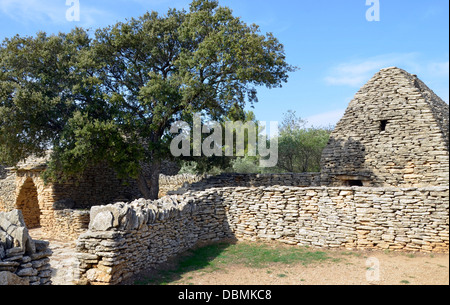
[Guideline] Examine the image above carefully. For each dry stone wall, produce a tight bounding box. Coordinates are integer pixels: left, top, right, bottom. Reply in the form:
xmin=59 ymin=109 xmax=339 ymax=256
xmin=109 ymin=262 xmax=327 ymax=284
xmin=75 ymin=194 xmax=232 ymax=285
xmin=158 ymin=174 xmax=205 ymax=197
xmin=0 ymin=210 xmax=52 ymax=285
xmin=50 ymin=209 xmax=90 ymax=241
xmin=75 ymin=184 xmax=449 ymax=285
xmin=1 ymin=164 xmax=142 ymax=240
xmin=320 ymin=67 xmax=449 ymax=187
xmin=223 ymin=186 xmax=449 ymax=252
xmin=167 ymin=173 xmax=321 ymax=195
xmin=0 ymin=165 xmax=16 ymax=213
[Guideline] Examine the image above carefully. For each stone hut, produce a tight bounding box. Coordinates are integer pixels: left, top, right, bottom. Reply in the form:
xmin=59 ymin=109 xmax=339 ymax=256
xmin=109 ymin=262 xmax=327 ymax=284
xmin=320 ymin=67 xmax=449 ymax=187
xmin=0 ymin=154 xmax=143 ymax=239
xmin=0 ymin=153 xmax=181 ymax=240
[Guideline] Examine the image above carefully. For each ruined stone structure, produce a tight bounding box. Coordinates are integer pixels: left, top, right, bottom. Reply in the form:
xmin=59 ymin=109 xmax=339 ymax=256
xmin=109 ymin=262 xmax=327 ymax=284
xmin=0 ymin=67 xmax=449 ymax=285
xmin=321 ymin=67 xmax=449 ymax=187
xmin=0 ymin=210 xmax=52 ymax=285
xmin=0 ymin=155 xmax=141 ymax=240
xmin=0 ymin=157 xmax=183 ymax=241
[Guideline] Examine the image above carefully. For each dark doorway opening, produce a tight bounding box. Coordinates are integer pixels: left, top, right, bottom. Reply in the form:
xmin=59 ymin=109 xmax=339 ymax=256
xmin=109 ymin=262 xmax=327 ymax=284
xmin=346 ymin=180 xmax=364 ymax=187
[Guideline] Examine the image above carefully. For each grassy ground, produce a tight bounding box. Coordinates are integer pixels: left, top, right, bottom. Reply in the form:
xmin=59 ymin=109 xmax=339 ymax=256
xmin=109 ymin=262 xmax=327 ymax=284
xmin=133 ymin=241 xmax=337 ymax=285
xmin=128 ymin=240 xmax=449 ymax=285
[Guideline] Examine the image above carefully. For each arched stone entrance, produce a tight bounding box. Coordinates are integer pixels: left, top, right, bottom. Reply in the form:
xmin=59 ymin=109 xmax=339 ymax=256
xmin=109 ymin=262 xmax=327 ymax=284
xmin=15 ymin=177 xmax=41 ymax=229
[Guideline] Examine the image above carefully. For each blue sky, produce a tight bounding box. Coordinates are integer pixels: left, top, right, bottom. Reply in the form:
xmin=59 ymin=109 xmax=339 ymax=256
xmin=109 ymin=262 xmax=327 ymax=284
xmin=1 ymin=0 xmax=448 ymax=127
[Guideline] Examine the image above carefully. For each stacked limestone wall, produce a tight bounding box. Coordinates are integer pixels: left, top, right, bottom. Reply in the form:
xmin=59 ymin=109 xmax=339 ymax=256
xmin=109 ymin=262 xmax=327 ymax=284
xmin=320 ymin=67 xmax=449 ymax=187
xmin=0 ymin=165 xmax=16 ymax=212
xmin=49 ymin=209 xmax=90 ymax=241
xmin=46 ymin=164 xmax=142 ymax=209
xmin=224 ymin=186 xmax=449 ymax=252
xmin=158 ymin=174 xmax=205 ymax=197
xmin=166 ymin=173 xmax=321 ymax=195
xmin=3 ymin=165 xmax=142 ymax=240
xmin=75 ymin=185 xmax=449 ymax=285
xmin=0 ymin=210 xmax=52 ymax=285
xmin=75 ymin=195 xmax=232 ymax=285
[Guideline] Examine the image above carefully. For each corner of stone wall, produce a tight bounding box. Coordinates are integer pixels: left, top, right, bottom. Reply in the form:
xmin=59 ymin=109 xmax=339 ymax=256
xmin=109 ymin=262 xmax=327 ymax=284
xmin=0 ymin=209 xmax=52 ymax=285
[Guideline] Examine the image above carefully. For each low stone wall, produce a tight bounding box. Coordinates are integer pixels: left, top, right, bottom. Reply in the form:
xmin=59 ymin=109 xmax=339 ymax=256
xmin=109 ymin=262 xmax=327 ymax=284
xmin=224 ymin=186 xmax=449 ymax=252
xmin=75 ymin=185 xmax=449 ymax=285
xmin=49 ymin=209 xmax=90 ymax=241
xmin=158 ymin=174 xmax=204 ymax=197
xmin=0 ymin=210 xmax=52 ymax=285
xmin=165 ymin=173 xmax=321 ymax=195
xmin=75 ymin=195 xmax=231 ymax=285
xmin=0 ymin=173 xmax=16 ymax=212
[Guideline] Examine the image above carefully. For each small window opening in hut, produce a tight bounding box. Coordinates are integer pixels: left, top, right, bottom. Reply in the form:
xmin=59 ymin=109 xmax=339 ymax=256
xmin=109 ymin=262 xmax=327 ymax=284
xmin=380 ymin=120 xmax=388 ymax=132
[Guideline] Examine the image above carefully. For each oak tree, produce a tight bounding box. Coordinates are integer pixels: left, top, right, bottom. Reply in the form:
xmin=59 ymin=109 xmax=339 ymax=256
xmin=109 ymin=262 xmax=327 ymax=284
xmin=0 ymin=0 xmax=295 ymax=199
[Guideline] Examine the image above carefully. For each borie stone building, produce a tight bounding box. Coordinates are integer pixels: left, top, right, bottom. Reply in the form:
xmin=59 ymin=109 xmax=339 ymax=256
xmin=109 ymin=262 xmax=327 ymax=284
xmin=321 ymin=67 xmax=449 ymax=187
xmin=1 ymin=67 xmax=449 ymax=285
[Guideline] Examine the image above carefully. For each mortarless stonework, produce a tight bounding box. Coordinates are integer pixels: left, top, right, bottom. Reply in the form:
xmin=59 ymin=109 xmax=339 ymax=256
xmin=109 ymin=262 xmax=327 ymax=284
xmin=0 ymin=210 xmax=52 ymax=285
xmin=75 ymin=185 xmax=449 ymax=285
xmin=74 ymin=67 xmax=449 ymax=285
xmin=0 ymin=67 xmax=449 ymax=285
xmin=320 ymin=67 xmax=449 ymax=187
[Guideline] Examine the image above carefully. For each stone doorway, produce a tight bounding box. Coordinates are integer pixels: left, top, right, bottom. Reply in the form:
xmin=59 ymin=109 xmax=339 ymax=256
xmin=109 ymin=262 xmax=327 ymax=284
xmin=16 ymin=177 xmax=41 ymax=229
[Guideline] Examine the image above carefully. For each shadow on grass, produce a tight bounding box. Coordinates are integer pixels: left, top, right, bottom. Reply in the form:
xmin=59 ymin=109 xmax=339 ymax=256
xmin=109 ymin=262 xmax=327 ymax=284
xmin=131 ymin=239 xmax=333 ymax=285
xmin=132 ymin=240 xmax=237 ymax=285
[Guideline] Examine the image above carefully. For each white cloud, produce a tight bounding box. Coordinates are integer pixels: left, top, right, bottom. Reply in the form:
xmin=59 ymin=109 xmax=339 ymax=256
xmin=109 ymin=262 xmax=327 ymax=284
xmin=0 ymin=0 xmax=64 ymax=23
xmin=324 ymin=53 xmax=422 ymax=87
xmin=305 ymin=109 xmax=346 ymax=128
xmin=0 ymin=0 xmax=112 ymax=28
xmin=325 ymin=54 xmax=449 ymax=103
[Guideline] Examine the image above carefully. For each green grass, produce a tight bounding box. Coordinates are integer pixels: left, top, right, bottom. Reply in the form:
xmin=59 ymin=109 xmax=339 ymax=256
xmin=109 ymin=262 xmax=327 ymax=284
xmin=135 ymin=241 xmax=332 ymax=285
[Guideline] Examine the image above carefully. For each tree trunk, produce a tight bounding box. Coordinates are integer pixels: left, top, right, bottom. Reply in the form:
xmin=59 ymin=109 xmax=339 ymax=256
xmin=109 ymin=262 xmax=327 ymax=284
xmin=148 ymin=161 xmax=161 ymax=200
xmin=137 ymin=161 xmax=161 ymax=200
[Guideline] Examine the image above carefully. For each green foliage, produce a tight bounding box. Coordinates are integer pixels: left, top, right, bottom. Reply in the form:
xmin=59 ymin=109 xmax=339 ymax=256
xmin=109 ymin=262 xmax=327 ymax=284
xmin=135 ymin=241 xmax=331 ymax=285
xmin=274 ymin=110 xmax=332 ymax=173
xmin=230 ymin=157 xmax=261 ymax=174
xmin=178 ymin=109 xmax=333 ymax=175
xmin=178 ymin=161 xmax=199 ymax=175
xmin=176 ymin=109 xmax=263 ymax=175
xmin=0 ymin=0 xmax=296 ymax=197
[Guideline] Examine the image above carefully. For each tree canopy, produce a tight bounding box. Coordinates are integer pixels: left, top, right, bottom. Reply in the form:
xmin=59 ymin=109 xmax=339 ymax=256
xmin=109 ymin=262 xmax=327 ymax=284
xmin=276 ymin=111 xmax=332 ymax=173
xmin=0 ymin=0 xmax=296 ymax=198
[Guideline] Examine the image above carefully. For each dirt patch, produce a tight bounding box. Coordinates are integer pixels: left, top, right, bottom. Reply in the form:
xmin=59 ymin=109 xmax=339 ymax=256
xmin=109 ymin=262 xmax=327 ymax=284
xmin=126 ymin=242 xmax=449 ymax=286
xmin=168 ymin=254 xmax=449 ymax=285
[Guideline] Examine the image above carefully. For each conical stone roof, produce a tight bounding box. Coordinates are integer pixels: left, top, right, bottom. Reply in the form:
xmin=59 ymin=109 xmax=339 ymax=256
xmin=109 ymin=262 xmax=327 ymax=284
xmin=320 ymin=67 xmax=449 ymax=187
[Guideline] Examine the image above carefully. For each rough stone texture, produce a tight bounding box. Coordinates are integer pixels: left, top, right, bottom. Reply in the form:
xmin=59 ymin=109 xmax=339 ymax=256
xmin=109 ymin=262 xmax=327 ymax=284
xmin=320 ymin=67 xmax=449 ymax=187
xmin=0 ymin=168 xmax=15 ymax=213
xmin=75 ymin=185 xmax=449 ymax=285
xmin=166 ymin=173 xmax=321 ymax=195
xmin=0 ymin=210 xmax=52 ymax=285
xmin=1 ymin=67 xmax=449 ymax=285
xmin=1 ymin=154 xmax=184 ymax=240
xmin=0 ymin=153 xmax=143 ymax=240
xmin=0 ymin=271 xmax=30 ymax=285
xmin=158 ymin=174 xmax=205 ymax=197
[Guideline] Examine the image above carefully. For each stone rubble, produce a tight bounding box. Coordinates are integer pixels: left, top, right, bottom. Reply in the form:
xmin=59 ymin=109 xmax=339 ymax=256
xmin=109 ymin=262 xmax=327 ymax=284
xmin=0 ymin=210 xmax=52 ymax=285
